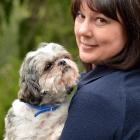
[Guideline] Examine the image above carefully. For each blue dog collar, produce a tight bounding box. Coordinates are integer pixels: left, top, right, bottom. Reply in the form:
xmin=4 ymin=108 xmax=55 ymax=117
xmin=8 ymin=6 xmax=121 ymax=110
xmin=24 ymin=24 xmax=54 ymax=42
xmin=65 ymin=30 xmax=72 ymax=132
xmin=27 ymin=104 xmax=60 ymax=117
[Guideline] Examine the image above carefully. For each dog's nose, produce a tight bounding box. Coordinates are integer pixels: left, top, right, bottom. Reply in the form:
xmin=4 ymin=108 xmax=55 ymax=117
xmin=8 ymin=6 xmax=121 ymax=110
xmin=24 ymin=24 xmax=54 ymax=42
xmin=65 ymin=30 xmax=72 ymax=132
xmin=58 ymin=60 xmax=66 ymax=66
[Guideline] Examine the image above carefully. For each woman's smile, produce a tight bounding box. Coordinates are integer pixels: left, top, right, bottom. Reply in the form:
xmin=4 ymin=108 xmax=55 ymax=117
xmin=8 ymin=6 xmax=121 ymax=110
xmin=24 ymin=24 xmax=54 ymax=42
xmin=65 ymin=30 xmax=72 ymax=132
xmin=79 ymin=41 xmax=99 ymax=51
xmin=74 ymin=1 xmax=127 ymax=64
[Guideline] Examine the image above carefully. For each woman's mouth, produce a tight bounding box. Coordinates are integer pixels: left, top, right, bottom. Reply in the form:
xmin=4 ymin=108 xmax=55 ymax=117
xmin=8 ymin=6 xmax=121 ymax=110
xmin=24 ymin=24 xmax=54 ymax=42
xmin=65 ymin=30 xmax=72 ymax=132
xmin=80 ymin=42 xmax=98 ymax=49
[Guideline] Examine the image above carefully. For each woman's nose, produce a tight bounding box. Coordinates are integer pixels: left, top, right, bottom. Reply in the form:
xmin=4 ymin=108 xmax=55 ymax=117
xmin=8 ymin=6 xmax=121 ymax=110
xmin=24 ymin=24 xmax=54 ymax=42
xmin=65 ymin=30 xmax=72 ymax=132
xmin=78 ymin=20 xmax=93 ymax=37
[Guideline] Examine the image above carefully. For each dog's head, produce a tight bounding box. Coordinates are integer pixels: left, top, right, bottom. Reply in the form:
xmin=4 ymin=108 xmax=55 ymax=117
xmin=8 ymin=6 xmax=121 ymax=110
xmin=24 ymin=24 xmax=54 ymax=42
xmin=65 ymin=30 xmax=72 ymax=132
xmin=18 ymin=43 xmax=79 ymax=105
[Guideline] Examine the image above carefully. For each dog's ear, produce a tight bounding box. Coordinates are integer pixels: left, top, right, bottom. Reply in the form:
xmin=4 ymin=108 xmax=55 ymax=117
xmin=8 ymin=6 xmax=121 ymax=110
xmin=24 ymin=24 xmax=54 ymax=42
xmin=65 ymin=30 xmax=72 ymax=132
xmin=18 ymin=54 xmax=42 ymax=105
xmin=18 ymin=79 xmax=42 ymax=105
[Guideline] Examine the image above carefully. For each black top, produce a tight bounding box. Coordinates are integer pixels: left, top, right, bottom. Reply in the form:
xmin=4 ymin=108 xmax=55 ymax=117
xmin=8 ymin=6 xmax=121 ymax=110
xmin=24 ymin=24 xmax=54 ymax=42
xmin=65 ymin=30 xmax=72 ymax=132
xmin=60 ymin=65 xmax=140 ymax=140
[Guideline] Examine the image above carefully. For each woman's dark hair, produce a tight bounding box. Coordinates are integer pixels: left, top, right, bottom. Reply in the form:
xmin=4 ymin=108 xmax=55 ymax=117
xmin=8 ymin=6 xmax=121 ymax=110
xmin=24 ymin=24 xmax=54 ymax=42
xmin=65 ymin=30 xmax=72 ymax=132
xmin=71 ymin=0 xmax=140 ymax=71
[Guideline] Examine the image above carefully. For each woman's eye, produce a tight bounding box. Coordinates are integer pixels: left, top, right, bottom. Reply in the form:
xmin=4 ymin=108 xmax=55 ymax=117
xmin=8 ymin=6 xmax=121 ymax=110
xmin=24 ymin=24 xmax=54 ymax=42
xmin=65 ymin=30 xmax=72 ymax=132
xmin=76 ymin=11 xmax=85 ymax=20
xmin=95 ymin=17 xmax=108 ymax=26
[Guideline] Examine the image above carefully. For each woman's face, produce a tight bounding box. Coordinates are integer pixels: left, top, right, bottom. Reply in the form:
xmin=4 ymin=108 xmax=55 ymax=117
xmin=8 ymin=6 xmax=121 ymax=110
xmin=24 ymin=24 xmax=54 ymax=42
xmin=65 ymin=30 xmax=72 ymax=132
xmin=74 ymin=2 xmax=127 ymax=64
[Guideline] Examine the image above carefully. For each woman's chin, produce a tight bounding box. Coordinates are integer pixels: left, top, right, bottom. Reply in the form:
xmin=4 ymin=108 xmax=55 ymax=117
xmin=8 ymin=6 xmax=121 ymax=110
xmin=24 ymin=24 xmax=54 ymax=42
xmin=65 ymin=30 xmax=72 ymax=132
xmin=79 ymin=54 xmax=94 ymax=64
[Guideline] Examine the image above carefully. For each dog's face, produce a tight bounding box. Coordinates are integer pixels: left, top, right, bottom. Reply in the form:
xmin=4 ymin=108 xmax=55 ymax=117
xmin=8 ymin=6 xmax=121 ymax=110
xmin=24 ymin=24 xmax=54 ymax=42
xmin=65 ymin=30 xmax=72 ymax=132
xmin=18 ymin=43 xmax=79 ymax=105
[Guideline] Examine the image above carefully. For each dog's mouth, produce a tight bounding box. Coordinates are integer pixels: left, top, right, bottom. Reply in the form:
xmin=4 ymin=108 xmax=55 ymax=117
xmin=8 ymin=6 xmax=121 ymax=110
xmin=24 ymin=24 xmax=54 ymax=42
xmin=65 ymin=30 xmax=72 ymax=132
xmin=62 ymin=65 xmax=71 ymax=73
xmin=66 ymin=86 xmax=74 ymax=95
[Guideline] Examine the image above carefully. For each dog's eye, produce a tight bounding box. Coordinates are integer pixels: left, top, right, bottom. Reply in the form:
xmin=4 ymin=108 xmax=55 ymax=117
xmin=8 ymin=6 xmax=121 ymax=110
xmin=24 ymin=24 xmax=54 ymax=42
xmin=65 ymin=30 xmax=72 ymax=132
xmin=64 ymin=56 xmax=70 ymax=59
xmin=44 ymin=62 xmax=53 ymax=71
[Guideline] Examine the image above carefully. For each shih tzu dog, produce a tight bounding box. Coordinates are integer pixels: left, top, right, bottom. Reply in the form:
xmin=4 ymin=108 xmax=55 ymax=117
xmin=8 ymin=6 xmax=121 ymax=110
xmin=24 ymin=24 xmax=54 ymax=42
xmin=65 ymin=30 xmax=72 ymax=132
xmin=4 ymin=43 xmax=79 ymax=140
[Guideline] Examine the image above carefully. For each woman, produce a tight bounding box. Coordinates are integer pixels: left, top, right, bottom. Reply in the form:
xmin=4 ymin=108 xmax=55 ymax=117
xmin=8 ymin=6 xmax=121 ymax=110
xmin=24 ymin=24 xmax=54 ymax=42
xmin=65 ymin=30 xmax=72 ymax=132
xmin=60 ymin=0 xmax=140 ymax=140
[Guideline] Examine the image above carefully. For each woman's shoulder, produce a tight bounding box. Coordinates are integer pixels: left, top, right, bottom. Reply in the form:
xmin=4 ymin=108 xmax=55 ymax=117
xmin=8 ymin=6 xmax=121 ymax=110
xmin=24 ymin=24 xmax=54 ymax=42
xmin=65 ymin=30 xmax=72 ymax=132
xmin=114 ymin=66 xmax=140 ymax=96
xmin=79 ymin=65 xmax=140 ymax=87
xmin=77 ymin=66 xmax=140 ymax=107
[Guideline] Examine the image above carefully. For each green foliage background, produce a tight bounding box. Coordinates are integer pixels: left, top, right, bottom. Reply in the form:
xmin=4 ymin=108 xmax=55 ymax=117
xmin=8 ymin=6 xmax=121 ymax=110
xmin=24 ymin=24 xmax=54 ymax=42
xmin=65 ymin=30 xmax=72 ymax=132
xmin=0 ymin=0 xmax=83 ymax=139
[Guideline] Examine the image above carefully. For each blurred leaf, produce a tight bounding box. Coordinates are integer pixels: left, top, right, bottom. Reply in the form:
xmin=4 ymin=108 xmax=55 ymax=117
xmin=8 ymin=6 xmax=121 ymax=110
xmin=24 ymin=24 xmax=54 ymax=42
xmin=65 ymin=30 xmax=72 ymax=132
xmin=0 ymin=0 xmax=13 ymax=23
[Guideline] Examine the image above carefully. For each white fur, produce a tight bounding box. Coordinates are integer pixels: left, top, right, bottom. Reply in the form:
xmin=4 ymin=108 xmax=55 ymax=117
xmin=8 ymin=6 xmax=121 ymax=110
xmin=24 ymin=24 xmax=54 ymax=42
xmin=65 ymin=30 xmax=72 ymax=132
xmin=4 ymin=99 xmax=68 ymax=140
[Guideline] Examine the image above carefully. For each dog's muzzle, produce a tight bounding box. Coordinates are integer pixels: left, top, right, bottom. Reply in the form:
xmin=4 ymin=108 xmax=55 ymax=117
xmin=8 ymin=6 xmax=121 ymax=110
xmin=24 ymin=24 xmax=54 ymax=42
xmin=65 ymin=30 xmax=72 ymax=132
xmin=58 ymin=60 xmax=67 ymax=66
xmin=58 ymin=60 xmax=72 ymax=73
